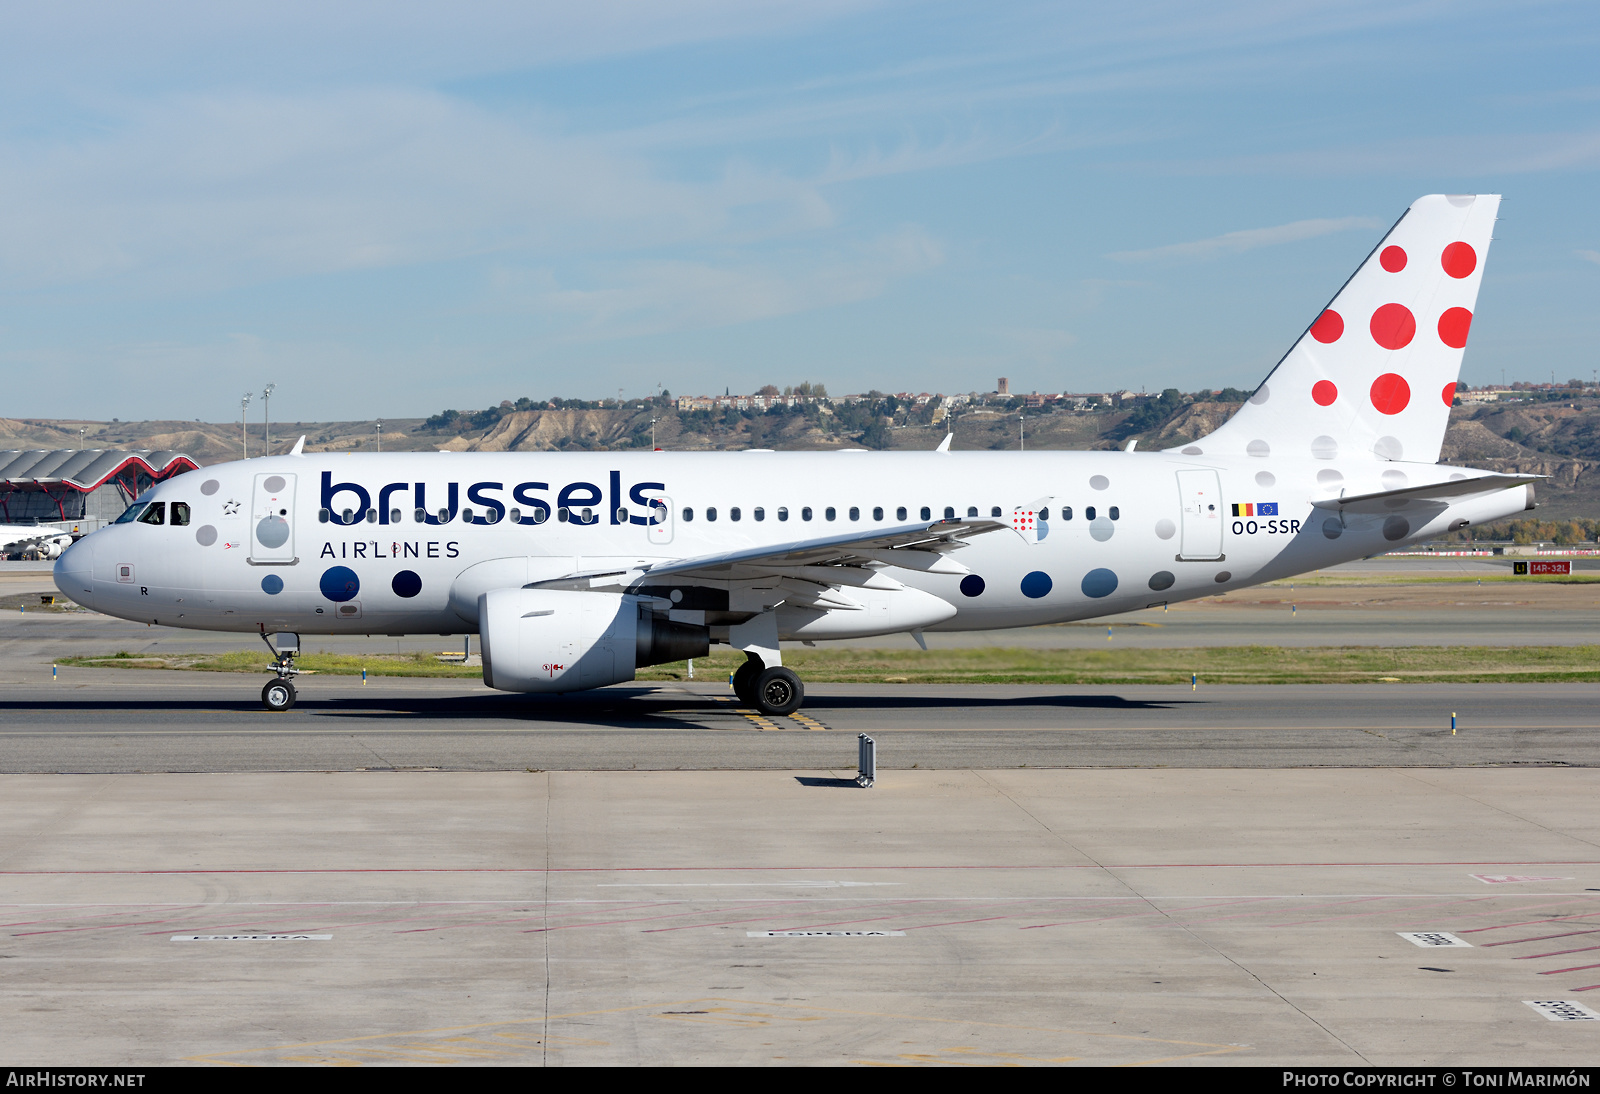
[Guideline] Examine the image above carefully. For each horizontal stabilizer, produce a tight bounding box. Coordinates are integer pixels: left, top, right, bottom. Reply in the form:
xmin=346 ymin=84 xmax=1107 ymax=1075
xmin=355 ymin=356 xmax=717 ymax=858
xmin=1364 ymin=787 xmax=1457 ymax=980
xmin=1311 ymin=473 xmax=1539 ymax=514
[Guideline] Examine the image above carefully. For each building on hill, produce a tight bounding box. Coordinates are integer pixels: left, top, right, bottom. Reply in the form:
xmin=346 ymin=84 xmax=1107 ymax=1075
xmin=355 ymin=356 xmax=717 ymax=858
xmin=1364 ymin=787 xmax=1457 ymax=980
xmin=0 ymin=450 xmax=198 ymax=530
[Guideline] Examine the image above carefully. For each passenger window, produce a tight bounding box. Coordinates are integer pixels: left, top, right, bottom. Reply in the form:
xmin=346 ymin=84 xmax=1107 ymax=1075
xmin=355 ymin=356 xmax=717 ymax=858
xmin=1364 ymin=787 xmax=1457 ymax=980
xmin=730 ymin=507 xmax=741 ymax=522
xmin=580 ymin=507 xmax=594 ymax=524
xmin=170 ymin=502 xmax=191 ymax=526
xmin=137 ymin=502 xmax=166 ymax=526
xmin=1038 ymin=507 xmax=1049 ymax=521
xmin=558 ymin=507 xmax=571 ymax=523
xmin=487 ymin=509 xmax=502 ymax=524
xmin=944 ymin=506 xmax=955 ymax=520
xmin=801 ymin=507 xmax=813 ymax=521
xmin=1086 ymin=506 xmax=1097 ymax=520
xmin=341 ymin=508 xmax=354 ymax=524
xmin=990 ymin=506 xmax=1002 ymax=518
xmin=114 ymin=502 xmax=150 ymax=525
xmin=509 ymin=508 xmax=522 ymax=523
xmin=1062 ymin=506 xmax=1073 ymax=520
xmin=825 ymin=507 xmax=836 ymax=521
xmin=682 ymin=507 xmax=694 ymax=522
xmin=966 ymin=506 xmax=978 ymax=518
xmin=777 ymin=507 xmax=788 ymax=521
xmin=1110 ymin=506 xmax=1120 ymax=521
xmin=920 ymin=506 xmax=930 ymax=521
xmin=872 ymin=507 xmax=883 ymax=521
xmin=439 ymin=508 xmax=451 ymax=523
xmin=318 ymin=508 xmax=331 ymax=523
xmin=413 ymin=508 xmax=426 ymax=523
xmin=849 ymin=507 xmax=860 ymax=521
xmin=614 ymin=507 xmax=627 ymax=523
xmin=462 ymin=507 xmax=475 ymax=523
xmin=895 ymin=507 xmax=905 ymax=520
xmin=706 ymin=507 xmax=718 ymax=522
xmin=754 ymin=507 xmax=765 ymax=521
xmin=390 ymin=509 xmax=401 ymax=523
xmin=366 ymin=508 xmax=377 ymax=523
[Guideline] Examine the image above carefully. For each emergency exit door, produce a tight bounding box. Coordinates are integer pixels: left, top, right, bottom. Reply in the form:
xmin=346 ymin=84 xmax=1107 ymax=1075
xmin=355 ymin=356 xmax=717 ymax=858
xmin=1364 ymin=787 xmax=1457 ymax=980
xmin=250 ymin=473 xmax=297 ymax=564
xmin=1176 ymin=469 xmax=1223 ymax=560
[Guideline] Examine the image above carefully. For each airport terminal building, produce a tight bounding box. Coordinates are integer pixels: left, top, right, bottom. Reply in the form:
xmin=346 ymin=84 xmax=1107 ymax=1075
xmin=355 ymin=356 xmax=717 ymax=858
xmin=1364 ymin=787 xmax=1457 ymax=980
xmin=0 ymin=449 xmax=199 ymax=531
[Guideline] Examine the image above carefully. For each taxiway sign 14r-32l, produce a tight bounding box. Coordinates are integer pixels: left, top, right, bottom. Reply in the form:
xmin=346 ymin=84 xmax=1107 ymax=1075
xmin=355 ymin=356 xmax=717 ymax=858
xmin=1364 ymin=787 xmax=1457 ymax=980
xmin=54 ymin=194 xmax=1534 ymax=715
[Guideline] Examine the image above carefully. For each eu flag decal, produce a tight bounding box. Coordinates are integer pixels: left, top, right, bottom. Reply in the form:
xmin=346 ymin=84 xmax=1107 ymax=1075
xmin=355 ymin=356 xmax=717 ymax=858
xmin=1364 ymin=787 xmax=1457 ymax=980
xmin=1257 ymin=502 xmax=1279 ymax=516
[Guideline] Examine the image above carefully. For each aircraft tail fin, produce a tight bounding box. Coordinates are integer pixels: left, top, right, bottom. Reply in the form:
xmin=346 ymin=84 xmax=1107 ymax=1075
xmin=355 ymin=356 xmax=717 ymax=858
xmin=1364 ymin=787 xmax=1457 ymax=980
xmin=1174 ymin=194 xmax=1500 ymax=465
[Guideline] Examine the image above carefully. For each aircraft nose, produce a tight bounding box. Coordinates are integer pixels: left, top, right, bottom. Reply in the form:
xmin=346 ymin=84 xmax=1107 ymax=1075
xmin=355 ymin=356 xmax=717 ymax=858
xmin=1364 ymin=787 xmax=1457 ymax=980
xmin=53 ymin=537 xmax=94 ymax=607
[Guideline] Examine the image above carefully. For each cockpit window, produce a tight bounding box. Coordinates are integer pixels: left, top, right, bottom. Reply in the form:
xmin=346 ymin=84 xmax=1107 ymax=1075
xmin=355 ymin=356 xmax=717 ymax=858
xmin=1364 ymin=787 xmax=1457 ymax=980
xmin=113 ymin=501 xmax=150 ymax=525
xmin=170 ymin=502 xmax=191 ymax=527
xmin=137 ymin=502 xmax=166 ymax=526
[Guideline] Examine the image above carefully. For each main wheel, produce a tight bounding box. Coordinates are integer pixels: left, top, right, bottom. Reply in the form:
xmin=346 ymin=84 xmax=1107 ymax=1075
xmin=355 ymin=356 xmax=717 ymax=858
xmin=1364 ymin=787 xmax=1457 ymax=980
xmin=730 ymin=658 xmax=761 ymax=705
xmin=753 ymin=666 xmax=803 ymax=716
xmin=262 ymin=678 xmax=296 ymax=712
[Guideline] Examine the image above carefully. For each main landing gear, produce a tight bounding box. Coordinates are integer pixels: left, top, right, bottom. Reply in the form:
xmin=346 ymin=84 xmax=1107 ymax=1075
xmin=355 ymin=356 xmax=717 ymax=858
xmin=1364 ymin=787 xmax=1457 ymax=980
xmin=731 ymin=653 xmax=804 ymax=716
xmin=259 ymin=631 xmax=301 ymax=712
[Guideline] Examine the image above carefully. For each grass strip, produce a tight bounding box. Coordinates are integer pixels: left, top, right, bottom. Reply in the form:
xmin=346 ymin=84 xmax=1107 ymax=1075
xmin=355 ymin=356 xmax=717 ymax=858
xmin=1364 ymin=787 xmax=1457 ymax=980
xmin=59 ymin=644 xmax=1600 ymax=685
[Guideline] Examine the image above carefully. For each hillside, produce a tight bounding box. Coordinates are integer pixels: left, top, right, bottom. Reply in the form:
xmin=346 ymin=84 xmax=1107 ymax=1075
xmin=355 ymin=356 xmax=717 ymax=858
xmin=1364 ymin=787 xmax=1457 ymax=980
xmin=4 ymin=394 xmax=1595 ymax=526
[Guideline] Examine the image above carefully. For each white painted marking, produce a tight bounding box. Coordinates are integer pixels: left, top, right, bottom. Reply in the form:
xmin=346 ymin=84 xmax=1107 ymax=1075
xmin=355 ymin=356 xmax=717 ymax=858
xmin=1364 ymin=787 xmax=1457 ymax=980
xmin=1472 ymin=874 xmax=1574 ymax=884
xmin=599 ymin=881 xmax=900 ymax=889
xmin=1398 ymin=932 xmax=1471 ymax=948
xmin=748 ymin=930 xmax=906 ymax=937
xmin=171 ymin=934 xmax=331 ymax=942
xmin=1525 ymin=1000 xmax=1600 ymax=1022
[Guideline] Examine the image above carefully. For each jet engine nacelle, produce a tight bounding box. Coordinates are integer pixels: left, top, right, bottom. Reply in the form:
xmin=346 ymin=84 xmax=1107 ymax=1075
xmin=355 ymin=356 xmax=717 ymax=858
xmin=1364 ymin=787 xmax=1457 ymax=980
xmin=478 ymin=588 xmax=709 ymax=694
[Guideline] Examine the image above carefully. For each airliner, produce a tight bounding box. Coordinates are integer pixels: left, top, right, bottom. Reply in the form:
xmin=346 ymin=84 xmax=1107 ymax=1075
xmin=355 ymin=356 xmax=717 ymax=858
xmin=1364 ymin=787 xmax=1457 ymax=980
xmin=53 ymin=194 xmax=1533 ymax=715
xmin=2 ymin=524 xmax=75 ymax=560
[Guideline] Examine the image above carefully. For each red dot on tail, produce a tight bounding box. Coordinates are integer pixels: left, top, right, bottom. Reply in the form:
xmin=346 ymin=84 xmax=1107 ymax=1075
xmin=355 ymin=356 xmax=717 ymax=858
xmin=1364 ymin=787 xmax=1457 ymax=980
xmin=1443 ymin=382 xmax=1459 ymax=407
xmin=1380 ymin=246 xmax=1407 ymax=272
xmin=1309 ymin=309 xmax=1344 ymax=343
xmin=1370 ymin=303 xmax=1416 ymax=350
xmin=1312 ymin=380 xmax=1338 ymax=406
xmin=1437 ymin=306 xmax=1473 ymax=349
xmin=1370 ymin=373 xmax=1411 ymax=415
xmin=1441 ymin=242 xmax=1477 ymax=279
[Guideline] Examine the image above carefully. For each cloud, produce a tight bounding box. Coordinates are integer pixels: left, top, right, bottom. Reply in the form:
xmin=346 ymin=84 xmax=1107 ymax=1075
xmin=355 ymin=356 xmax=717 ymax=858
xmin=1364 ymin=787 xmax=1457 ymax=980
xmin=0 ymin=89 xmax=833 ymax=293
xmin=511 ymin=225 xmax=945 ymax=339
xmin=1107 ymin=216 xmax=1381 ymax=263
xmin=1152 ymin=131 xmax=1600 ymax=178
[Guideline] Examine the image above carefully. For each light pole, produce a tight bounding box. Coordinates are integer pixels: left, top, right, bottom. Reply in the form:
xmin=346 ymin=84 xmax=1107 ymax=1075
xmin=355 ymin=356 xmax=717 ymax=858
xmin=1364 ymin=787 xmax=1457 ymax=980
xmin=240 ymin=393 xmax=254 ymax=458
xmin=376 ymin=420 xmax=382 ymax=453
xmin=651 ymin=417 xmax=657 ymax=450
xmin=1019 ymin=412 xmax=1025 ymax=452
xmin=262 ymin=383 xmax=275 ymax=455
xmin=78 ymin=427 xmax=85 ymax=452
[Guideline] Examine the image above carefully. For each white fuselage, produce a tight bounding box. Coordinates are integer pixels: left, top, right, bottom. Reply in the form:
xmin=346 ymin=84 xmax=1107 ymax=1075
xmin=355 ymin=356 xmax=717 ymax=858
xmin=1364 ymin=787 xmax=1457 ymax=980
xmin=53 ymin=449 xmax=1528 ymax=639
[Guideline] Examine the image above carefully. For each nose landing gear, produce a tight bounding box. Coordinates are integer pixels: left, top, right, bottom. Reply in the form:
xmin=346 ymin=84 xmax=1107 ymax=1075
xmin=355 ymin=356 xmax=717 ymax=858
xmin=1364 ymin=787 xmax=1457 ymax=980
xmin=258 ymin=631 xmax=301 ymax=712
xmin=262 ymin=678 xmax=296 ymax=712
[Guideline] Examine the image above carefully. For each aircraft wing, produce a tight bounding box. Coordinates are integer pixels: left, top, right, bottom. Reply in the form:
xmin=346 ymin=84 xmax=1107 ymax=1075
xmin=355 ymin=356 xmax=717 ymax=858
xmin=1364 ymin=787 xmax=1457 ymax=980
xmin=1309 ymin=473 xmax=1541 ymax=514
xmin=527 ymin=518 xmax=1006 ymax=592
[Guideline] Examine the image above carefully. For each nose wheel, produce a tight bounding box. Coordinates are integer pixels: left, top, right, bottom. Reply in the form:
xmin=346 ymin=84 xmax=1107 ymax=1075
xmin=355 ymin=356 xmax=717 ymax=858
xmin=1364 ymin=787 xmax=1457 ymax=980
xmin=262 ymin=678 xmax=297 ymax=712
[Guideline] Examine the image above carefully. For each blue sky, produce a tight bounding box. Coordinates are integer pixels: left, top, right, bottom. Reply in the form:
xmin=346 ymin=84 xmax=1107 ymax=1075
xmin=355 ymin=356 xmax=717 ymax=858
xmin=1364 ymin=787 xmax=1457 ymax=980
xmin=2 ymin=1 xmax=1597 ymax=422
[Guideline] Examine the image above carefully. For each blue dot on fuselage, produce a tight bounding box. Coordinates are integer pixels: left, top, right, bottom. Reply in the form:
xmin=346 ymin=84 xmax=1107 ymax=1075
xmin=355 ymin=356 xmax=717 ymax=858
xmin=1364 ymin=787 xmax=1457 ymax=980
xmin=319 ymin=565 xmax=360 ymax=602
xmin=1020 ymin=571 xmax=1053 ymax=599
xmin=1081 ymin=568 xmax=1119 ymax=599
xmin=392 ymin=570 xmax=423 ymax=598
xmin=959 ymin=574 xmax=986 ymax=597
xmin=260 ymin=574 xmax=283 ymax=595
